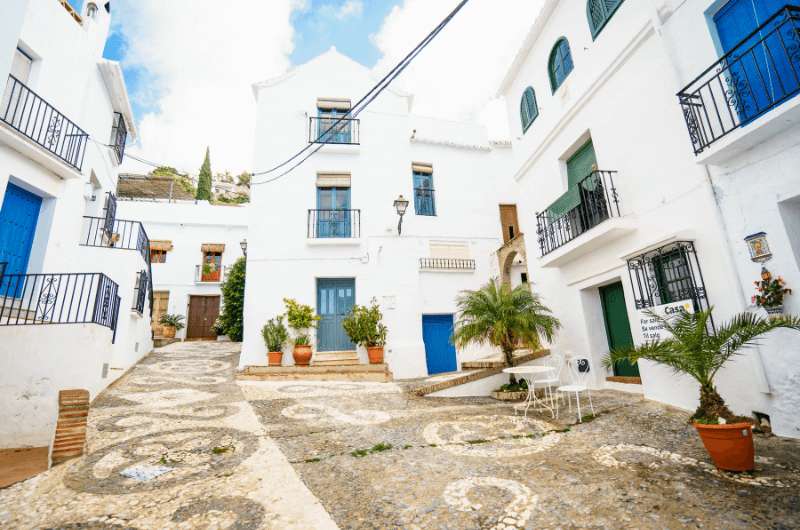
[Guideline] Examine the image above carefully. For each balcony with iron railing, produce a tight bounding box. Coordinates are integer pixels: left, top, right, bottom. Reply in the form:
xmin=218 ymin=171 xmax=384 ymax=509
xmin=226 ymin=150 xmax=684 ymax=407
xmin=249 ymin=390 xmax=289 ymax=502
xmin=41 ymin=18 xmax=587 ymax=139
xmin=307 ymin=209 xmax=361 ymax=239
xmin=678 ymin=6 xmax=800 ymax=157
xmin=535 ymin=170 xmax=631 ymax=266
xmin=0 ymin=272 xmax=120 ymax=342
xmin=0 ymin=75 xmax=89 ymax=171
xmin=419 ymin=257 xmax=476 ymax=272
xmin=308 ymin=116 xmax=360 ymax=145
xmin=194 ymin=264 xmax=232 ymax=284
xmin=111 ymin=111 xmax=128 ymax=164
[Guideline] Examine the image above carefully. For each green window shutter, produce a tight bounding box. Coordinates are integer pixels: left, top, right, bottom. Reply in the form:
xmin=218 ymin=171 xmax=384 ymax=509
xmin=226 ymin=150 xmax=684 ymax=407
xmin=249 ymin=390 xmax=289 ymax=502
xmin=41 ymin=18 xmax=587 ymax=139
xmin=520 ymin=87 xmax=538 ymax=132
xmin=547 ymin=141 xmax=596 ymax=218
xmin=587 ymin=0 xmax=624 ymax=39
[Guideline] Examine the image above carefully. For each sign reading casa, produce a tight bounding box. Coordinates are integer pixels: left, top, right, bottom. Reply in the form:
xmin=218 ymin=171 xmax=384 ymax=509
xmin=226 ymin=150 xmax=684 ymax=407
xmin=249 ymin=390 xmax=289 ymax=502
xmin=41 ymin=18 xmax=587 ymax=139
xmin=639 ymin=300 xmax=695 ymax=341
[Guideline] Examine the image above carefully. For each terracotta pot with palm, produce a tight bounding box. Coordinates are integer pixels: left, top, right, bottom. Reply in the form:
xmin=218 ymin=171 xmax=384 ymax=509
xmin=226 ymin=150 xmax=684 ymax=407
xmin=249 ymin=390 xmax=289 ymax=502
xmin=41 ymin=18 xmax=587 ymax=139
xmin=262 ymin=315 xmax=289 ymax=367
xmin=453 ymin=280 xmax=561 ymax=383
xmin=605 ymin=308 xmax=800 ymax=471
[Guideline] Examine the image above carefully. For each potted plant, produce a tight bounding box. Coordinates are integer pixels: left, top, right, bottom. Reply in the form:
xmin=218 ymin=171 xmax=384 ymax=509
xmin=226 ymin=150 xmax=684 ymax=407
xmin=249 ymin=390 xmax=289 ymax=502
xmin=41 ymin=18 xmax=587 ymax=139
xmin=342 ymin=298 xmax=388 ymax=364
xmin=453 ymin=280 xmax=561 ymax=384
xmin=159 ymin=313 xmax=185 ymax=339
xmin=605 ymin=308 xmax=800 ymax=471
xmin=752 ymin=268 xmax=792 ymax=316
xmin=262 ymin=316 xmax=289 ymax=367
xmin=283 ymin=298 xmax=319 ymax=366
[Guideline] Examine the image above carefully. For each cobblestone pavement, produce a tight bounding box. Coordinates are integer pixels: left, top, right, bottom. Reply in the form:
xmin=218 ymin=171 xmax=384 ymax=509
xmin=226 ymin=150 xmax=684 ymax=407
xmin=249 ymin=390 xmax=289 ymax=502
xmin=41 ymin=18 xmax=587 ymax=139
xmin=0 ymin=342 xmax=336 ymax=529
xmin=244 ymin=380 xmax=800 ymax=529
xmin=2 ymin=342 xmax=800 ymax=529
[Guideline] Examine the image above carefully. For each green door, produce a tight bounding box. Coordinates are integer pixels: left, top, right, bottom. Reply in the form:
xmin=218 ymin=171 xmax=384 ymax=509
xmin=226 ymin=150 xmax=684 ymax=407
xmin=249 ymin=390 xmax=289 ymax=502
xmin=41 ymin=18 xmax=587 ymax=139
xmin=548 ymin=140 xmax=596 ymax=217
xmin=600 ymin=282 xmax=639 ymax=377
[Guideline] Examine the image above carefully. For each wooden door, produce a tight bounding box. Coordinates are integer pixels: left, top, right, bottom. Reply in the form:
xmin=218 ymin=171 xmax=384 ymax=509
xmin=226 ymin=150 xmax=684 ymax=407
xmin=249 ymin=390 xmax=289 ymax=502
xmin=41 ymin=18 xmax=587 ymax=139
xmin=599 ymin=282 xmax=639 ymax=377
xmin=186 ymin=295 xmax=220 ymax=340
xmin=499 ymin=204 xmax=520 ymax=244
xmin=151 ymin=291 xmax=169 ymax=337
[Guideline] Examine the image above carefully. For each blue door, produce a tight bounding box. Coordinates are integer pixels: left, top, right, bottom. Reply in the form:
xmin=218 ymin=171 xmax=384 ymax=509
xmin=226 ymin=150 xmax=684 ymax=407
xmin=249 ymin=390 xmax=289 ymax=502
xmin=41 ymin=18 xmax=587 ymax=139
xmin=714 ymin=0 xmax=800 ymax=123
xmin=422 ymin=314 xmax=458 ymax=375
xmin=0 ymin=183 xmax=42 ymax=296
xmin=317 ymin=187 xmax=351 ymax=238
xmin=317 ymin=278 xmax=356 ymax=352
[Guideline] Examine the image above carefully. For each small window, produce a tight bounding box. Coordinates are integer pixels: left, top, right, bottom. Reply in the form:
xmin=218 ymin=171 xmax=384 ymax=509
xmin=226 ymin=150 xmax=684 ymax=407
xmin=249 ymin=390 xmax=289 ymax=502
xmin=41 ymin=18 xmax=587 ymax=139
xmin=150 ymin=249 xmax=167 ymax=263
xmin=587 ymin=0 xmax=623 ymax=39
xmin=202 ymin=251 xmax=222 ymax=282
xmin=520 ymin=272 xmax=529 ymax=284
xmin=316 ymin=98 xmax=352 ymax=144
xmin=10 ymin=47 xmax=33 ymax=85
xmin=548 ymin=38 xmax=574 ymax=92
xmin=520 ymin=87 xmax=538 ymax=133
xmin=413 ymin=166 xmax=436 ymax=216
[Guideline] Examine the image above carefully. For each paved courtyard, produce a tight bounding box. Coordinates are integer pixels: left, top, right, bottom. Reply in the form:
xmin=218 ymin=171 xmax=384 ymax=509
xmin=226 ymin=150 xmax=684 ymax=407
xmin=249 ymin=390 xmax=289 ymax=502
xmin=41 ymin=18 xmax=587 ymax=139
xmin=1 ymin=342 xmax=799 ymax=529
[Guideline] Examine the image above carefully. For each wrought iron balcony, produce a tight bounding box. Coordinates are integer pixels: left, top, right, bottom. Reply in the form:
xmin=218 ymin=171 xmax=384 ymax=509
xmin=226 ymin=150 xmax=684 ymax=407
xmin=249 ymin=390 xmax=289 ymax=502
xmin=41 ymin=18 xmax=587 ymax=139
xmin=308 ymin=116 xmax=360 ymax=145
xmin=0 ymin=272 xmax=120 ymax=340
xmin=536 ymin=170 xmax=620 ymax=257
xmin=195 ymin=264 xmax=231 ymax=284
xmin=307 ymin=209 xmax=361 ymax=239
xmin=81 ymin=216 xmax=151 ymax=266
xmin=0 ymin=75 xmax=89 ymax=171
xmin=419 ymin=258 xmax=476 ymax=271
xmin=678 ymin=6 xmax=800 ymax=154
xmin=111 ymin=112 xmax=128 ymax=164
xmin=132 ymin=270 xmax=149 ymax=314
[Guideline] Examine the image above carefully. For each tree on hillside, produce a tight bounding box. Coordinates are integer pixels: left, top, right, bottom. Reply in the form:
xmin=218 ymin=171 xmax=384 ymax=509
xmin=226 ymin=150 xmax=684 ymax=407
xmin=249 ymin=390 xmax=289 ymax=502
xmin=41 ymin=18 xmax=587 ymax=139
xmin=196 ymin=147 xmax=213 ymax=201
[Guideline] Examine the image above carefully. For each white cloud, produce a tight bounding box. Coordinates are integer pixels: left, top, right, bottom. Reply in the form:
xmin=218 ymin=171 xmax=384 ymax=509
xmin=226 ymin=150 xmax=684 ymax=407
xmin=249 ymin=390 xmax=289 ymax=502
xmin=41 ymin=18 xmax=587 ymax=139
xmin=335 ymin=0 xmax=364 ymax=20
xmin=112 ymin=0 xmax=304 ymax=175
xmin=371 ymin=0 xmax=542 ymax=139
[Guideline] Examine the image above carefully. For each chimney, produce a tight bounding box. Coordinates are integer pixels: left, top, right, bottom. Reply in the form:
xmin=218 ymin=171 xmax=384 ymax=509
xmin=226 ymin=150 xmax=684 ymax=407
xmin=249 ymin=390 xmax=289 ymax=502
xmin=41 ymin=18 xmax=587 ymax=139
xmin=82 ymin=1 xmax=112 ymax=58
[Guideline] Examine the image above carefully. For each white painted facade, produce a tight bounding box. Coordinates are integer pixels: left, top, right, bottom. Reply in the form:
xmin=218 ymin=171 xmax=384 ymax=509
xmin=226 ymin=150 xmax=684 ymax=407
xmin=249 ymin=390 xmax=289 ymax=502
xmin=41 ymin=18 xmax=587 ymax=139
xmin=116 ymin=200 xmax=248 ymax=341
xmin=0 ymin=1 xmax=150 ymax=448
xmin=240 ymin=49 xmax=511 ymax=378
xmin=497 ymin=0 xmax=800 ymax=437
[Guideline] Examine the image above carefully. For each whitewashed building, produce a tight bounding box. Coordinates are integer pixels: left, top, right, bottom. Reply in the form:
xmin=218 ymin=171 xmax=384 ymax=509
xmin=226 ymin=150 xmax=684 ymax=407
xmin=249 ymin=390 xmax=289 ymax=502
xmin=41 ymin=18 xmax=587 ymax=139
xmin=239 ymin=49 xmax=512 ymax=378
xmin=0 ymin=0 xmax=152 ymax=449
xmin=497 ymin=0 xmax=800 ymax=437
xmin=117 ymin=199 xmax=248 ymax=341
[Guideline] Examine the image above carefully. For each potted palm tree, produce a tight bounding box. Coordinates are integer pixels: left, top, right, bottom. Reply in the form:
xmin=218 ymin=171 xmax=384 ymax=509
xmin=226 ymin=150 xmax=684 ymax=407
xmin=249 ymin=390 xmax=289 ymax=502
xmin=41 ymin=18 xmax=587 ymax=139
xmin=453 ymin=280 xmax=561 ymax=383
xmin=262 ymin=315 xmax=289 ymax=367
xmin=342 ymin=298 xmax=388 ymax=364
xmin=159 ymin=314 xmax=185 ymax=339
xmin=605 ymin=308 xmax=800 ymax=471
xmin=283 ymin=298 xmax=319 ymax=366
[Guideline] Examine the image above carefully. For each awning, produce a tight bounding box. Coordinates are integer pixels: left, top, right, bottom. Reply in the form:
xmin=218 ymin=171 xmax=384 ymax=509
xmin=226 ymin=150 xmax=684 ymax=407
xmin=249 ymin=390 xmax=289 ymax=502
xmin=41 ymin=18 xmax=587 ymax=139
xmin=316 ymin=172 xmax=351 ymax=188
xmin=149 ymin=240 xmax=173 ymax=251
xmin=412 ymin=163 xmax=433 ymax=174
xmin=201 ymin=243 xmax=226 ymax=253
xmin=317 ymin=98 xmax=351 ymax=111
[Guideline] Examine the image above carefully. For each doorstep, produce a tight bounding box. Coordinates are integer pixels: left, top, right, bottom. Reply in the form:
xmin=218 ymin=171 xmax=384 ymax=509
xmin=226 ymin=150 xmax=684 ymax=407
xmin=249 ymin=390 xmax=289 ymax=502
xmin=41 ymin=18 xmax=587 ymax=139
xmin=237 ymin=364 xmax=392 ymax=382
xmin=605 ymin=376 xmax=642 ymax=385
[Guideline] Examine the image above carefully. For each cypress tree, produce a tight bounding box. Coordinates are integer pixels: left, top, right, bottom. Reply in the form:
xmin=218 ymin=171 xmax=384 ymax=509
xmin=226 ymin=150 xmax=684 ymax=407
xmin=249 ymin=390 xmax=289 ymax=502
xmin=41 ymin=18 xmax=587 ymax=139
xmin=196 ymin=147 xmax=212 ymax=201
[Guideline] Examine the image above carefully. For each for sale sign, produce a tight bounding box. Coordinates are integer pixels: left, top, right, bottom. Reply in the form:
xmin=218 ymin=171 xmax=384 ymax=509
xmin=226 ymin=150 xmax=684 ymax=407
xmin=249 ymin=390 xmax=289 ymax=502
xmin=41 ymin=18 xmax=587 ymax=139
xmin=638 ymin=300 xmax=695 ymax=341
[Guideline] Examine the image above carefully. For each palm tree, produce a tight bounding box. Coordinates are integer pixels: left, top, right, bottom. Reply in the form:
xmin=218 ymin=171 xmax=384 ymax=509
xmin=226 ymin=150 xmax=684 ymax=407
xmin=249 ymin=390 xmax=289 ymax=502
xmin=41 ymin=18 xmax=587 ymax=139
xmin=604 ymin=308 xmax=800 ymax=422
xmin=453 ymin=280 xmax=561 ymax=370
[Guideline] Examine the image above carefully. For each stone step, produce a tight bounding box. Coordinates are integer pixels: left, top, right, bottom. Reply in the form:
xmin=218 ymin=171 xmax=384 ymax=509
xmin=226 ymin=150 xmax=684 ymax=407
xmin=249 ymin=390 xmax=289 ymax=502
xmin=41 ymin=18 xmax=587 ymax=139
xmin=51 ymin=389 xmax=89 ymax=466
xmin=312 ymin=351 xmax=360 ymax=367
xmin=238 ymin=364 xmax=392 ymax=382
xmin=154 ymin=337 xmax=181 ymax=348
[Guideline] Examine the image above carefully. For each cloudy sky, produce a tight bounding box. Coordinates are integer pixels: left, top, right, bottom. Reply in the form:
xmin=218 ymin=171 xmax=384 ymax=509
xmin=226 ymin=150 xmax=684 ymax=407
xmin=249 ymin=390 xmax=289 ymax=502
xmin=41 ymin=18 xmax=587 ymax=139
xmin=76 ymin=0 xmax=541 ymax=175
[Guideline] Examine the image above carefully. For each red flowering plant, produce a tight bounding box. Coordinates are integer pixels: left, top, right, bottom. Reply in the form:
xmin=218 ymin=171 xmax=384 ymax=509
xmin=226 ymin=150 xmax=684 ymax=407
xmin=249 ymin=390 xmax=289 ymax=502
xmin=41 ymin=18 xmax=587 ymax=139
xmin=752 ymin=268 xmax=792 ymax=309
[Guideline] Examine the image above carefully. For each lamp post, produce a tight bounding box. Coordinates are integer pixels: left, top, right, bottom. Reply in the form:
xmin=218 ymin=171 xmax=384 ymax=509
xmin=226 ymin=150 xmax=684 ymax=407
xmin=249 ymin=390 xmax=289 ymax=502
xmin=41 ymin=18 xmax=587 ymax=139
xmin=240 ymin=238 xmax=248 ymax=257
xmin=393 ymin=194 xmax=409 ymax=236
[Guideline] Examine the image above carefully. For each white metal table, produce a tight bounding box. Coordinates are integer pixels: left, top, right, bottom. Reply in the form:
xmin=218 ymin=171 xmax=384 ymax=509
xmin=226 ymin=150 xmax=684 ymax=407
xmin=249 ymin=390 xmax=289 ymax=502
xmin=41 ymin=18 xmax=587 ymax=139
xmin=502 ymin=365 xmax=557 ymax=418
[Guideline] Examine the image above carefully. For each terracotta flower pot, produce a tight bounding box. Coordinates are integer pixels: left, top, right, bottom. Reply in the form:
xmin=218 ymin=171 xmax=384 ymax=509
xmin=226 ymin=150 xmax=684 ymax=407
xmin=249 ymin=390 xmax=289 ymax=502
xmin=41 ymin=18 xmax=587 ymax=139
xmin=293 ymin=344 xmax=312 ymax=366
xmin=268 ymin=351 xmax=283 ymax=367
xmin=694 ymin=422 xmax=754 ymax=472
xmin=162 ymin=326 xmax=176 ymax=339
xmin=367 ymin=346 xmax=384 ymax=364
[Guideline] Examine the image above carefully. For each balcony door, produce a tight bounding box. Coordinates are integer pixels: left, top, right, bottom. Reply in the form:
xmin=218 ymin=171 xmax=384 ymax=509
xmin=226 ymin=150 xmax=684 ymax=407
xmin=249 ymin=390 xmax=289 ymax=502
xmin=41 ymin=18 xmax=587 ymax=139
xmin=714 ymin=0 xmax=800 ymax=123
xmin=316 ymin=278 xmax=355 ymax=352
xmin=317 ymin=187 xmax=351 ymax=238
xmin=0 ymin=183 xmax=42 ymax=297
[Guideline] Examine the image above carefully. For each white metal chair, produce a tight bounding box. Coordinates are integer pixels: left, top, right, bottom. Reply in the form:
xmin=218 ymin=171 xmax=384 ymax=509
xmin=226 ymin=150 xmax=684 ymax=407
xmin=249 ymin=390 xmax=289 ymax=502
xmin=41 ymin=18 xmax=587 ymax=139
xmin=531 ymin=352 xmax=564 ymax=417
xmin=556 ymin=357 xmax=595 ymax=423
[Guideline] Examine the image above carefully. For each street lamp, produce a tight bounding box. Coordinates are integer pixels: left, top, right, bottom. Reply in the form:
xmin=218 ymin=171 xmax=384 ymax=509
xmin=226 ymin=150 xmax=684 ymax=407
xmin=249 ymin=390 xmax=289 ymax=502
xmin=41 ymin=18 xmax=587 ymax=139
xmin=393 ymin=194 xmax=410 ymax=236
xmin=240 ymin=238 xmax=248 ymax=257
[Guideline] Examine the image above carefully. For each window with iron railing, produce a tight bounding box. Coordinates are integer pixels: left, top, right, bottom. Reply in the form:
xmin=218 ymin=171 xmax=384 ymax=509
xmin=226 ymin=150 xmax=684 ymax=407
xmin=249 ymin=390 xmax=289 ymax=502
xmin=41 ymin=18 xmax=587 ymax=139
xmin=413 ymin=170 xmax=436 ymax=216
xmin=132 ymin=270 xmax=148 ymax=314
xmin=111 ymin=112 xmax=128 ymax=164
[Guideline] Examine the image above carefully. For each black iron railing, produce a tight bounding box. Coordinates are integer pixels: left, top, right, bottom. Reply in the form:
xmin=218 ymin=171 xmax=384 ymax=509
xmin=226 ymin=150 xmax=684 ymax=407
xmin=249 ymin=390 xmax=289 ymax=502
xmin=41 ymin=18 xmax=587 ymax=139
xmin=419 ymin=258 xmax=476 ymax=271
xmin=308 ymin=116 xmax=360 ymax=145
xmin=103 ymin=192 xmax=117 ymax=236
xmin=111 ymin=112 xmax=128 ymax=163
xmin=0 ymin=273 xmax=120 ymax=337
xmin=0 ymin=75 xmax=88 ymax=171
xmin=536 ymin=170 xmax=620 ymax=256
xmin=678 ymin=6 xmax=800 ymax=154
xmin=132 ymin=270 xmax=148 ymax=314
xmin=307 ymin=209 xmax=361 ymax=238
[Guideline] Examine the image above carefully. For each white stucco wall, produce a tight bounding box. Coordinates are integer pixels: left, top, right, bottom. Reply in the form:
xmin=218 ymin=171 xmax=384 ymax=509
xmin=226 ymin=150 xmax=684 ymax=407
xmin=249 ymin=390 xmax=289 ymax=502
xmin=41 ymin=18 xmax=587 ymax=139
xmin=116 ymin=200 xmax=249 ymax=340
xmin=241 ymin=50 xmax=510 ymax=378
xmin=496 ymin=0 xmax=792 ymax=431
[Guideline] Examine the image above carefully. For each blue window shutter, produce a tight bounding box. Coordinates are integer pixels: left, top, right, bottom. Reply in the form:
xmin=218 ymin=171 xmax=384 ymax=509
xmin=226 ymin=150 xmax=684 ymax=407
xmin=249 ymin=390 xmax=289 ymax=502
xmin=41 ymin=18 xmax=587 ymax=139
xmin=549 ymin=38 xmax=574 ymax=92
